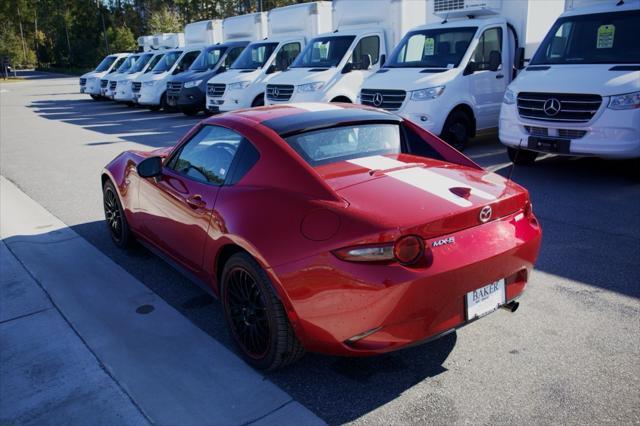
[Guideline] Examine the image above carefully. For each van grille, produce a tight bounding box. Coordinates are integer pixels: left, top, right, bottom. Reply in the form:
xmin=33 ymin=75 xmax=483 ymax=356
xmin=109 ymin=81 xmax=117 ymax=90
xmin=517 ymin=92 xmax=601 ymax=123
xmin=167 ymin=81 xmax=182 ymax=96
xmin=100 ymin=79 xmax=109 ymax=88
xmin=266 ymin=84 xmax=294 ymax=102
xmin=524 ymin=126 xmax=588 ymax=139
xmin=79 ymin=78 xmax=86 ymax=86
xmin=360 ymin=89 xmax=407 ymax=111
xmin=132 ymin=82 xmax=142 ymax=93
xmin=207 ymin=83 xmax=226 ymax=97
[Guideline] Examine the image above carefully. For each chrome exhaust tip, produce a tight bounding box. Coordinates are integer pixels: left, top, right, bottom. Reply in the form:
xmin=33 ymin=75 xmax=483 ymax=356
xmin=500 ymin=301 xmax=519 ymax=313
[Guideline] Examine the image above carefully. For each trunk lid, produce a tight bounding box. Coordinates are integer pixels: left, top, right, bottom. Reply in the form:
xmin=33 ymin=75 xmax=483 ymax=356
xmin=315 ymin=154 xmax=527 ymax=238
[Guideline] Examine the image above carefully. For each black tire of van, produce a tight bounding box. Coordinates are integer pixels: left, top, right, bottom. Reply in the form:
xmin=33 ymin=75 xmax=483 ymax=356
xmin=441 ymin=110 xmax=471 ymax=151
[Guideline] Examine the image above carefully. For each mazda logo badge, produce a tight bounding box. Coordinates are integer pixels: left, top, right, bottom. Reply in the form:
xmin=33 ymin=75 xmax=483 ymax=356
xmin=372 ymin=92 xmax=384 ymax=107
xmin=543 ymin=98 xmax=561 ymax=116
xmin=272 ymin=87 xmax=280 ymax=97
xmin=479 ymin=206 xmax=492 ymax=223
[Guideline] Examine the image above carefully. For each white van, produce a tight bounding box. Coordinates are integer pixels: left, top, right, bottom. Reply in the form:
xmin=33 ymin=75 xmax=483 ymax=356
xmin=264 ymin=0 xmax=427 ymax=106
xmin=103 ymin=54 xmax=139 ymax=99
xmin=500 ymin=0 xmax=640 ymax=163
xmin=80 ymin=53 xmax=129 ymax=100
xmin=359 ymin=0 xmax=564 ymax=150
xmin=205 ymin=2 xmax=331 ymax=113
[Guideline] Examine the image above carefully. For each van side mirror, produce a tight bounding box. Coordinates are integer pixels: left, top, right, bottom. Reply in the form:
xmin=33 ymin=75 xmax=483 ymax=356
xmin=380 ymin=54 xmax=386 ymax=67
xmin=137 ymin=156 xmax=163 ymax=178
xmin=266 ymin=64 xmax=276 ymax=74
xmin=342 ymin=62 xmax=353 ymax=74
xmin=488 ymin=50 xmax=501 ymax=72
xmin=361 ymin=54 xmax=371 ymax=71
xmin=514 ymin=47 xmax=525 ymax=70
xmin=463 ymin=61 xmax=476 ymax=75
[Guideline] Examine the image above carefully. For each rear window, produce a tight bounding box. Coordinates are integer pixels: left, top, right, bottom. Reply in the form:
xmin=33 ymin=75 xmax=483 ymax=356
xmin=284 ymin=123 xmax=444 ymax=167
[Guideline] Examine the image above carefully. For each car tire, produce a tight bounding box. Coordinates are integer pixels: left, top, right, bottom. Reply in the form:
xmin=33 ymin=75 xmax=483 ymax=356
xmin=251 ymin=95 xmax=265 ymax=107
xmin=221 ymin=252 xmax=305 ymax=370
xmin=507 ymin=147 xmax=538 ymax=165
xmin=441 ymin=110 xmax=472 ymax=151
xmin=102 ymin=180 xmax=132 ymax=248
xmin=90 ymin=94 xmax=101 ymax=101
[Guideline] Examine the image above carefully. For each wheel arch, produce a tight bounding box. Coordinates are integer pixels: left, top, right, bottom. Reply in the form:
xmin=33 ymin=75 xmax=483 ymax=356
xmin=448 ymin=103 xmax=477 ymax=137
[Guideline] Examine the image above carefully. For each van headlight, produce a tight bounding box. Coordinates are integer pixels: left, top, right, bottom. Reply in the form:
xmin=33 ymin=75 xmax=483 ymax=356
xmin=503 ymin=88 xmax=516 ymax=105
xmin=608 ymin=91 xmax=640 ymax=110
xmin=184 ymin=79 xmax=203 ymax=88
xmin=228 ymin=81 xmax=251 ymax=90
xmin=410 ymin=86 xmax=445 ymax=101
xmin=298 ymin=81 xmax=324 ymax=92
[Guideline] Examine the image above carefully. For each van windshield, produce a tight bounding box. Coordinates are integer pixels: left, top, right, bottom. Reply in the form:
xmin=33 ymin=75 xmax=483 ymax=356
xmin=116 ymin=55 xmax=136 ymax=73
xmin=152 ymin=51 xmax=182 ymax=72
xmin=95 ymin=56 xmax=116 ymax=72
xmin=385 ymin=27 xmax=477 ymax=68
xmin=531 ymin=10 xmax=640 ymax=65
xmin=190 ymin=47 xmax=226 ymax=71
xmin=231 ymin=42 xmax=278 ymax=70
xmin=290 ymin=36 xmax=355 ymax=68
xmin=144 ymin=54 xmax=164 ymax=73
xmin=129 ymin=53 xmax=153 ymax=73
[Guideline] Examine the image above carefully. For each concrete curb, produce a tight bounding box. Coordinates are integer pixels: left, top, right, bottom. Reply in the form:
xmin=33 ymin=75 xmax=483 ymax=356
xmin=1 ymin=176 xmax=325 ymax=426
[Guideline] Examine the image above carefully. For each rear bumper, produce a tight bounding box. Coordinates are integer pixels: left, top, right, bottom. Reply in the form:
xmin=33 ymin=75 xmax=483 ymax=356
xmin=271 ymin=210 xmax=542 ymax=356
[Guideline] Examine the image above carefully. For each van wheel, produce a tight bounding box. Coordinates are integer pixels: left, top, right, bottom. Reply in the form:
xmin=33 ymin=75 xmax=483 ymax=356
xmin=221 ymin=253 xmax=305 ymax=370
xmin=441 ymin=110 xmax=471 ymax=151
xmin=507 ymin=147 xmax=538 ymax=165
xmin=251 ymin=95 xmax=264 ymax=107
xmin=90 ymin=94 xmax=101 ymax=101
xmin=330 ymin=96 xmax=352 ymax=103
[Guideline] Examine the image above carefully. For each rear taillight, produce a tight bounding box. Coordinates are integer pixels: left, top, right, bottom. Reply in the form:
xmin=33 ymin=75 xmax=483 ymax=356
xmin=333 ymin=235 xmax=425 ymax=265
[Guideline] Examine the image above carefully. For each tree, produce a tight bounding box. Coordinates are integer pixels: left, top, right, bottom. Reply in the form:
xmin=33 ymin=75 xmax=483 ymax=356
xmin=147 ymin=7 xmax=182 ymax=33
xmin=107 ymin=26 xmax=137 ymax=52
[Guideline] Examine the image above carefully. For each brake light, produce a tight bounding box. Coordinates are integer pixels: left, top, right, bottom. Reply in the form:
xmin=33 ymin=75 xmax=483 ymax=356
xmin=393 ymin=235 xmax=424 ymax=265
xmin=333 ymin=235 xmax=425 ymax=265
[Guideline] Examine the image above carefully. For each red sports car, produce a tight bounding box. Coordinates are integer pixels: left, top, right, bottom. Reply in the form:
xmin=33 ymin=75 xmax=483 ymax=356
xmin=102 ymin=103 xmax=542 ymax=370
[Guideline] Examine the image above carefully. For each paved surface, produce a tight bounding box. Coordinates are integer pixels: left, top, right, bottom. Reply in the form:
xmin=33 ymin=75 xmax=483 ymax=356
xmin=1 ymin=72 xmax=639 ymax=425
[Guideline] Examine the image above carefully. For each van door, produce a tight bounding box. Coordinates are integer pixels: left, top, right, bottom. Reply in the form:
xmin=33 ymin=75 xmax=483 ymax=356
xmin=338 ymin=34 xmax=385 ymax=102
xmin=467 ymin=25 xmax=508 ymax=130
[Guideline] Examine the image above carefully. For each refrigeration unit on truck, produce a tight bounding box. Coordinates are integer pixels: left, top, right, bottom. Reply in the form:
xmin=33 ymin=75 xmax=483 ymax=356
xmin=80 ymin=53 xmax=130 ymax=100
xmin=264 ymin=0 xmax=427 ymax=106
xmin=135 ymin=27 xmax=210 ymax=111
xmin=358 ymin=0 xmax=565 ymax=150
xmin=113 ymin=36 xmax=169 ymax=104
xmin=499 ymin=0 xmax=640 ymax=163
xmin=205 ymin=2 xmax=331 ymax=114
xmin=164 ymin=18 xmax=256 ymax=116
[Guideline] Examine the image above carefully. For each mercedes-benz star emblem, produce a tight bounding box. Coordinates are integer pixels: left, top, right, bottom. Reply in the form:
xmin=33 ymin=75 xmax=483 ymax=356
xmin=272 ymin=87 xmax=280 ymax=97
xmin=543 ymin=98 xmax=561 ymax=116
xmin=479 ymin=206 xmax=492 ymax=223
xmin=372 ymin=92 xmax=384 ymax=107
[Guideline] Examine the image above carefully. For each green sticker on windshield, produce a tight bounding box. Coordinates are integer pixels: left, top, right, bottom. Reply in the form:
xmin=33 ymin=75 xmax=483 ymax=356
xmin=424 ymin=38 xmax=435 ymax=56
xmin=596 ymin=24 xmax=615 ymax=49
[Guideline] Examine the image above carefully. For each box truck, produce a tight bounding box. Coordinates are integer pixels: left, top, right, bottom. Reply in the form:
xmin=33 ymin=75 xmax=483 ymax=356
xmin=499 ymin=0 xmax=640 ymax=163
xmin=79 ymin=53 xmax=130 ymax=100
xmin=164 ymin=17 xmax=261 ymax=116
xmin=102 ymin=53 xmax=140 ymax=99
xmin=113 ymin=36 xmax=168 ymax=104
xmin=264 ymin=0 xmax=427 ymax=106
xmin=358 ymin=0 xmax=565 ymax=151
xmin=205 ymin=2 xmax=331 ymax=114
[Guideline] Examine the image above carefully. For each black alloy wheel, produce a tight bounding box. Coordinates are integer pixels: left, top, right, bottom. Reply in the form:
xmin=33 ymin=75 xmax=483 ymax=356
xmin=102 ymin=180 xmax=131 ymax=248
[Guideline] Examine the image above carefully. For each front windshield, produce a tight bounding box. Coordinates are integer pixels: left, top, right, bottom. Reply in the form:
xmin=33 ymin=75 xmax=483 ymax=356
xmin=190 ymin=47 xmax=226 ymax=71
xmin=144 ymin=53 xmax=164 ymax=73
xmin=152 ymin=51 xmax=182 ymax=72
xmin=95 ymin=56 xmax=116 ymax=72
xmin=290 ymin=36 xmax=355 ymax=68
xmin=129 ymin=53 xmax=153 ymax=73
xmin=116 ymin=55 xmax=136 ymax=73
xmin=231 ymin=42 xmax=278 ymax=70
xmin=386 ymin=27 xmax=476 ymax=68
xmin=531 ymin=10 xmax=640 ymax=65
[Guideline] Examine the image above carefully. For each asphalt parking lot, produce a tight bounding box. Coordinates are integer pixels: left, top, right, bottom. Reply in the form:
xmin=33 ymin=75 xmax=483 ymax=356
xmin=1 ymin=73 xmax=639 ymax=425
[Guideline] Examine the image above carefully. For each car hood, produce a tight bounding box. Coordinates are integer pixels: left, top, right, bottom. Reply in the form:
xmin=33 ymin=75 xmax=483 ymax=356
xmin=269 ymin=67 xmax=337 ymax=86
xmin=512 ymin=64 xmax=640 ymax=96
xmin=362 ymin=68 xmax=458 ymax=91
xmin=169 ymin=69 xmax=216 ymax=83
xmin=210 ymin=68 xmax=261 ymax=84
xmin=136 ymin=72 xmax=167 ymax=83
xmin=316 ymin=154 xmax=527 ymax=238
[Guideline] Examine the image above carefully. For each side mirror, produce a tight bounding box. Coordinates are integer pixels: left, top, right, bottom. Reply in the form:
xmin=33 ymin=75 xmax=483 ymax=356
xmin=463 ymin=61 xmax=476 ymax=75
xmin=137 ymin=156 xmax=163 ymax=178
xmin=266 ymin=64 xmax=276 ymax=74
xmin=514 ymin=47 xmax=525 ymax=70
xmin=488 ymin=50 xmax=501 ymax=72
xmin=361 ymin=54 xmax=371 ymax=71
xmin=341 ymin=62 xmax=353 ymax=74
xmin=380 ymin=54 xmax=386 ymax=67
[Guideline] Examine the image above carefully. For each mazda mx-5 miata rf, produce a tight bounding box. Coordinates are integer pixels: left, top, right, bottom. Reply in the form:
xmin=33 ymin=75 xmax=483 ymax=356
xmin=102 ymin=103 xmax=542 ymax=370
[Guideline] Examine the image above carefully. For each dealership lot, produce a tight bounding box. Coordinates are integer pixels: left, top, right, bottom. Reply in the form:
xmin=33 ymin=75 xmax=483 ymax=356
xmin=1 ymin=73 xmax=639 ymax=425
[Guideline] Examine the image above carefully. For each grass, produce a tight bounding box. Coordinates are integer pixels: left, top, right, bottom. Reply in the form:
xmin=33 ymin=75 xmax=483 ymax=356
xmin=36 ymin=66 xmax=92 ymax=76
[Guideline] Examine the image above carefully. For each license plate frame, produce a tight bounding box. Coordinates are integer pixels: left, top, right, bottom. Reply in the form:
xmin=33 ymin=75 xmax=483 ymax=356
xmin=527 ymin=136 xmax=571 ymax=154
xmin=465 ymin=279 xmax=506 ymax=320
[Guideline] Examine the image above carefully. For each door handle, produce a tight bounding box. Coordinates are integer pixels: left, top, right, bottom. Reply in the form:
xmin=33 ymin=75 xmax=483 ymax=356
xmin=185 ymin=195 xmax=206 ymax=209
xmin=496 ymin=74 xmax=504 ymax=79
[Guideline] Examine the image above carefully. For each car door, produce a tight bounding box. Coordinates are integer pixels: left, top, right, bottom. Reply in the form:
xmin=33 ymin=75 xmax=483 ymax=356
xmin=467 ymin=26 xmax=508 ymax=130
xmin=137 ymin=125 xmax=243 ymax=273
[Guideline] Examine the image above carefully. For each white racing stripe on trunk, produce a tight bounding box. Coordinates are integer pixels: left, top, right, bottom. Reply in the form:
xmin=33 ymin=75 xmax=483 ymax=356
xmin=348 ymin=155 xmax=496 ymax=207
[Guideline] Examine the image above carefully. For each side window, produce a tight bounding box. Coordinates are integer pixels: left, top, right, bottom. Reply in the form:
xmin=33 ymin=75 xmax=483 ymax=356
xmin=177 ymin=51 xmax=200 ymax=72
xmin=349 ymin=35 xmax=380 ymax=70
xmin=273 ymin=42 xmax=301 ymax=71
xmin=471 ymin=27 xmax=502 ymax=71
xmin=224 ymin=47 xmax=244 ymax=68
xmin=168 ymin=126 xmax=242 ymax=185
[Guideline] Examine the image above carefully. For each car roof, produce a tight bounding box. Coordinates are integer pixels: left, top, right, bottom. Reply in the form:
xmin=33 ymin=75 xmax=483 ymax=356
xmin=206 ymin=103 xmax=400 ymax=137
